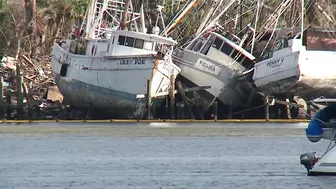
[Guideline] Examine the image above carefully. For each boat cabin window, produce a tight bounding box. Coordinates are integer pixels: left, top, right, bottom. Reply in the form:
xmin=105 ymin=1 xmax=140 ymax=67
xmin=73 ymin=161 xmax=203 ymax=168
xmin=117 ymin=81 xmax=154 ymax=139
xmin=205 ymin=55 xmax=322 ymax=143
xmin=260 ymin=38 xmax=288 ymax=60
xmin=230 ymin=49 xmax=244 ymax=63
xmin=188 ymin=40 xmax=198 ymax=50
xmin=193 ymin=40 xmax=204 ymax=52
xmin=224 ymin=33 xmax=240 ymax=44
xmin=125 ymin=37 xmax=135 ymax=47
xmin=117 ymin=35 xmax=155 ymax=51
xmin=134 ymin=38 xmax=144 ymax=49
xmin=118 ymin=35 xmax=126 ymax=45
xmin=213 ymin=37 xmax=223 ymax=49
xmin=260 ymin=51 xmax=273 ymax=60
xmin=211 ymin=35 xmax=252 ymax=66
xmin=144 ymin=41 xmax=153 ymax=50
xmin=273 ymin=38 xmax=289 ymax=51
xmin=107 ymin=42 xmax=110 ymax=52
xmin=220 ymin=42 xmax=233 ymax=55
xmin=200 ymin=39 xmax=213 ymax=55
xmin=69 ymin=40 xmax=87 ymax=55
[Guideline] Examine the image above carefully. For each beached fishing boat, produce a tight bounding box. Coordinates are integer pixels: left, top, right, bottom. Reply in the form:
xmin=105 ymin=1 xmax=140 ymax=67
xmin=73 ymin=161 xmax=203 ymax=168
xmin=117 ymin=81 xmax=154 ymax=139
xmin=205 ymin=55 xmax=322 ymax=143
xmin=252 ymin=28 xmax=336 ymax=99
xmin=51 ymin=0 xmax=180 ymax=118
xmin=172 ymin=0 xmax=256 ymax=112
xmin=252 ymin=0 xmax=336 ymax=101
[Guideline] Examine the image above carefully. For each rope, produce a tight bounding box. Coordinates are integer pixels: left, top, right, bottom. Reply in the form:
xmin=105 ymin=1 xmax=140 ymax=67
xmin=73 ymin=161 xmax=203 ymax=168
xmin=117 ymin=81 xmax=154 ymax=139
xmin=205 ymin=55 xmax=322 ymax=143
xmin=323 ymin=129 xmax=336 ymax=156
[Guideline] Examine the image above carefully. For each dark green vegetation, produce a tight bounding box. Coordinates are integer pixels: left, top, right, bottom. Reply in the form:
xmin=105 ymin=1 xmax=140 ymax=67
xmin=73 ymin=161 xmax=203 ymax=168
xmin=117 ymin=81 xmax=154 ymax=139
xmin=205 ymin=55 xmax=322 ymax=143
xmin=0 ymin=0 xmax=334 ymax=60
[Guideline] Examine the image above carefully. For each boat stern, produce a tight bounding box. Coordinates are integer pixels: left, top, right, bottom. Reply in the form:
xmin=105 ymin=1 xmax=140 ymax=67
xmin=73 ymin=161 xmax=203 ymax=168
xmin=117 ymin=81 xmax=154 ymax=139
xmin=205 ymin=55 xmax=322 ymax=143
xmin=150 ymin=55 xmax=181 ymax=97
xmin=252 ymin=51 xmax=300 ymax=94
xmin=51 ymin=41 xmax=71 ymax=78
xmin=306 ymin=145 xmax=336 ymax=176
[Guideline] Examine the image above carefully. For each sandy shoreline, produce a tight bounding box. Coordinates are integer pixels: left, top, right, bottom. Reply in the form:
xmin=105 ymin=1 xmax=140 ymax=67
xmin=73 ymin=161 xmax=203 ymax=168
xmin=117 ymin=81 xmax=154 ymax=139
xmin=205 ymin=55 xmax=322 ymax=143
xmin=0 ymin=125 xmax=306 ymax=137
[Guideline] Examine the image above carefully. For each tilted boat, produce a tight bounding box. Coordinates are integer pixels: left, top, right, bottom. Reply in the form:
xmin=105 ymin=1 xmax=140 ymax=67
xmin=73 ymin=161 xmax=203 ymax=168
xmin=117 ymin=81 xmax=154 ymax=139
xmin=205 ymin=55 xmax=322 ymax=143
xmin=253 ymin=28 xmax=336 ymax=100
xmin=51 ymin=0 xmax=180 ymax=118
xmin=252 ymin=0 xmax=336 ymax=101
xmin=172 ymin=0 xmax=256 ymax=113
xmin=173 ymin=30 xmax=256 ymax=112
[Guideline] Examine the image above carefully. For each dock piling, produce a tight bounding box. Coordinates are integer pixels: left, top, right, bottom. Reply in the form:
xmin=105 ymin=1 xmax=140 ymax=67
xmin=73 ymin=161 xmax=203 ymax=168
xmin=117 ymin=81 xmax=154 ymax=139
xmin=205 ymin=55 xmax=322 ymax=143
xmin=213 ymin=101 xmax=218 ymax=120
xmin=146 ymin=79 xmax=152 ymax=120
xmin=176 ymin=102 xmax=181 ymax=119
xmin=0 ymin=76 xmax=3 ymax=119
xmin=228 ymin=100 xmax=232 ymax=119
xmin=6 ymin=95 xmax=12 ymax=120
xmin=165 ymin=97 xmax=169 ymax=119
xmin=16 ymin=54 xmax=24 ymax=120
xmin=285 ymin=98 xmax=292 ymax=119
xmin=180 ymin=102 xmax=185 ymax=119
xmin=264 ymin=94 xmax=269 ymax=121
xmin=17 ymin=75 xmax=24 ymax=120
xmin=169 ymin=74 xmax=175 ymax=119
xmin=176 ymin=81 xmax=195 ymax=119
xmin=22 ymin=83 xmax=33 ymax=119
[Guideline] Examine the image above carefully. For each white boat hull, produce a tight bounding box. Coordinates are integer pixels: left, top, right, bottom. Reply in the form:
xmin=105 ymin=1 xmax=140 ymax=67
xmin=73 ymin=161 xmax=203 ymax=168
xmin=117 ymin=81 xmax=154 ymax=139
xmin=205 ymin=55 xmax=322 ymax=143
xmin=173 ymin=50 xmax=254 ymax=110
xmin=51 ymin=43 xmax=180 ymax=119
xmin=253 ymin=49 xmax=336 ymax=99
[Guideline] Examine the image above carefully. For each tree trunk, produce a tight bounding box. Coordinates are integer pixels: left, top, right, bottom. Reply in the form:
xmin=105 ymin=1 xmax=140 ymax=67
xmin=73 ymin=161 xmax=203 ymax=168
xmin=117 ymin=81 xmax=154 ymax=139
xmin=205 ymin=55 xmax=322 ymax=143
xmin=32 ymin=0 xmax=37 ymax=36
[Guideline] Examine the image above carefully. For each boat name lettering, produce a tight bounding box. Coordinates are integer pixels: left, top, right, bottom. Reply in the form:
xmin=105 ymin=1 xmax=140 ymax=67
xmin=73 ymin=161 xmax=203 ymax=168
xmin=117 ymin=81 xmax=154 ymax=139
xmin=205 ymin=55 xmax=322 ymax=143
xmin=163 ymin=63 xmax=169 ymax=70
xmin=266 ymin=58 xmax=284 ymax=68
xmin=199 ymin=60 xmax=215 ymax=72
xmin=120 ymin=58 xmax=145 ymax=65
xmin=135 ymin=58 xmax=145 ymax=65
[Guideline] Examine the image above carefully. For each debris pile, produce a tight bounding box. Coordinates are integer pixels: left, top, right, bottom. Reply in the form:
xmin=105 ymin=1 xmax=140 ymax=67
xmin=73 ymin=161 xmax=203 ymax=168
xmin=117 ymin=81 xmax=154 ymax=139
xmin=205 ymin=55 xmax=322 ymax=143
xmin=1 ymin=55 xmax=55 ymax=101
xmin=0 ymin=55 xmax=67 ymax=120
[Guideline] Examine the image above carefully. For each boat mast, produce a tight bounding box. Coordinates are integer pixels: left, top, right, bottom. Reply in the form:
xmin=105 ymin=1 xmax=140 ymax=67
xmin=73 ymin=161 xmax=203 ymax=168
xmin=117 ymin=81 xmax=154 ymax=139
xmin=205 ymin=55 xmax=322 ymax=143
xmin=250 ymin=0 xmax=261 ymax=53
xmin=200 ymin=0 xmax=237 ymax=34
xmin=85 ymin=0 xmax=96 ymax=38
xmin=140 ymin=4 xmax=146 ymax=33
xmin=120 ymin=0 xmax=131 ymax=30
xmin=186 ymin=0 xmax=238 ymax=49
xmin=161 ymin=0 xmax=198 ymax=35
xmin=196 ymin=0 xmax=224 ymax=36
xmin=301 ymin=0 xmax=304 ymax=46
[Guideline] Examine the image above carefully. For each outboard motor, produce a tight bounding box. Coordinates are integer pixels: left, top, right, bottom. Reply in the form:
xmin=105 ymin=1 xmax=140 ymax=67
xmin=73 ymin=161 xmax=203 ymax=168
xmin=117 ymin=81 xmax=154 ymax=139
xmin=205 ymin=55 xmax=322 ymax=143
xmin=305 ymin=104 xmax=336 ymax=142
xmin=300 ymin=152 xmax=318 ymax=172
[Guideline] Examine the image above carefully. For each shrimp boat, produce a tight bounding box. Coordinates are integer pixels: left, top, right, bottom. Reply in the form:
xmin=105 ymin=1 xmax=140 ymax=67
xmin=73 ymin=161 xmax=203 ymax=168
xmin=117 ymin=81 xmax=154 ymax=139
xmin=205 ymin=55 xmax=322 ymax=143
xmin=252 ymin=0 xmax=336 ymax=100
xmin=172 ymin=0 xmax=256 ymax=112
xmin=252 ymin=28 xmax=336 ymax=100
xmin=51 ymin=0 xmax=180 ymax=119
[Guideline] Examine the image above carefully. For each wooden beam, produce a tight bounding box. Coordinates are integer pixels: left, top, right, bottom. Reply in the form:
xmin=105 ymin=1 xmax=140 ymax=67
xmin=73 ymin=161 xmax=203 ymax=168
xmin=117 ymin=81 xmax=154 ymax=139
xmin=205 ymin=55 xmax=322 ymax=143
xmin=136 ymin=86 xmax=211 ymax=99
xmin=176 ymin=81 xmax=195 ymax=119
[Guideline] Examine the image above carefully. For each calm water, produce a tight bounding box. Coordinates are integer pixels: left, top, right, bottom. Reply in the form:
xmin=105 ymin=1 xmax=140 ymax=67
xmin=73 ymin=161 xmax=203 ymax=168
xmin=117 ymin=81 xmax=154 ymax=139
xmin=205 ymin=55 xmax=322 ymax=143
xmin=0 ymin=126 xmax=334 ymax=188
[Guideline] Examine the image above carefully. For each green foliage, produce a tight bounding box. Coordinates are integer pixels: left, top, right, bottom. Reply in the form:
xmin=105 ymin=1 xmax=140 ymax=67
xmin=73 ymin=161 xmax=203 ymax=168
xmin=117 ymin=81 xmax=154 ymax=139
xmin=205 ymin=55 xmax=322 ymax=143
xmin=0 ymin=0 xmax=334 ymax=58
xmin=0 ymin=0 xmax=7 ymax=22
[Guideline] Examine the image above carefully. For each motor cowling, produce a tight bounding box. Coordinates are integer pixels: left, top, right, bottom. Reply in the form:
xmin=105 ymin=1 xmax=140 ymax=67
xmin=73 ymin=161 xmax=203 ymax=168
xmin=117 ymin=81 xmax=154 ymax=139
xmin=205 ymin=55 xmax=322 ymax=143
xmin=300 ymin=152 xmax=318 ymax=172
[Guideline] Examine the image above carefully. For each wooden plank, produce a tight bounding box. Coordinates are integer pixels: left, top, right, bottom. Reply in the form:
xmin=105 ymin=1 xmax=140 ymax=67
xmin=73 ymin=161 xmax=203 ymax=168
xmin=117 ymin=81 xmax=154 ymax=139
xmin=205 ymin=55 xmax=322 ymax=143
xmin=22 ymin=82 xmax=33 ymax=119
xmin=176 ymin=81 xmax=195 ymax=119
xmin=257 ymin=92 xmax=304 ymax=109
xmin=136 ymin=86 xmax=211 ymax=99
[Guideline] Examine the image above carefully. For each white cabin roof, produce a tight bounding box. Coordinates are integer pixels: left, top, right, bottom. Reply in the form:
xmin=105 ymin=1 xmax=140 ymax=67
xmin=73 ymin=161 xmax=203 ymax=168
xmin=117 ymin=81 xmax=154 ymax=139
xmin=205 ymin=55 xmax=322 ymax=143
xmin=111 ymin=30 xmax=177 ymax=46
xmin=210 ymin=32 xmax=255 ymax=61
